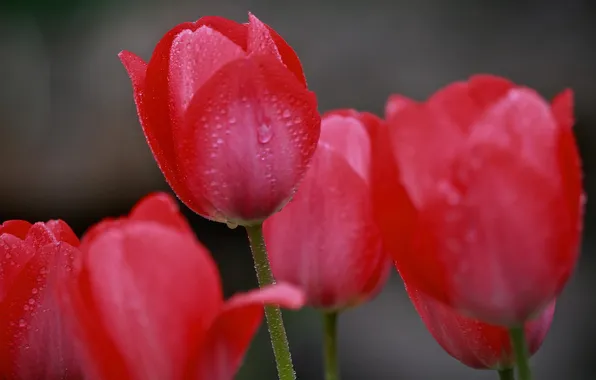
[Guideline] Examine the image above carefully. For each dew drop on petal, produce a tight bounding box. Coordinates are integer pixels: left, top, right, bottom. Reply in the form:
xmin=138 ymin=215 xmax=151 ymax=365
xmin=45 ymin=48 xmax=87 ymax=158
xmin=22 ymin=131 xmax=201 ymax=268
xmin=257 ymin=123 xmax=273 ymax=144
xmin=437 ymin=180 xmax=462 ymax=205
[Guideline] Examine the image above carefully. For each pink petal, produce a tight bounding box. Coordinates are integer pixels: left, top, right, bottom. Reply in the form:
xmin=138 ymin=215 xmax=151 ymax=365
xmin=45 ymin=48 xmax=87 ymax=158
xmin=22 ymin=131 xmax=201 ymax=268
xmin=468 ymin=88 xmax=559 ymax=177
xmin=128 ymin=192 xmax=193 ymax=234
xmin=196 ymin=16 xmax=249 ymax=50
xmin=247 ymin=13 xmax=282 ymax=61
xmin=168 ymin=26 xmax=246 ymax=120
xmin=190 ymin=283 xmax=304 ymax=380
xmin=385 ymin=94 xmax=416 ymax=120
xmin=264 ymin=145 xmax=389 ymax=309
xmin=179 ymin=54 xmax=319 ymax=223
xmin=137 ymin=22 xmax=209 ymax=215
xmin=1 ymin=230 xmax=80 ymax=378
xmin=388 ymin=102 xmax=465 ymax=208
xmin=246 ymin=12 xmax=306 ymax=86
xmin=405 ymin=280 xmax=555 ymax=369
xmin=62 ymin=221 xmax=223 ymax=380
xmin=427 ymin=146 xmax=573 ymax=324
xmin=318 ymin=112 xmax=374 ymax=183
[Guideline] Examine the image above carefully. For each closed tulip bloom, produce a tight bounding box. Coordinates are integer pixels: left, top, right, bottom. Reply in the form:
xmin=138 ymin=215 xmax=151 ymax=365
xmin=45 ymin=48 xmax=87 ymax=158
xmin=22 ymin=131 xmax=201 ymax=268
xmin=0 ymin=220 xmax=82 ymax=379
xmin=119 ymin=13 xmax=321 ymax=227
xmin=264 ymin=110 xmax=391 ymax=310
xmin=405 ymin=282 xmax=555 ymax=370
xmin=372 ymin=75 xmax=584 ymax=325
xmin=59 ymin=193 xmax=304 ymax=380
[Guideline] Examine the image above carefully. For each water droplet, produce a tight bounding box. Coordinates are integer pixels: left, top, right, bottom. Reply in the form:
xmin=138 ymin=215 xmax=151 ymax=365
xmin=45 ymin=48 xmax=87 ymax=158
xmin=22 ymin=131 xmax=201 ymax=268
xmin=271 ymin=95 xmax=278 ymax=102
xmin=215 ymin=123 xmax=223 ymax=130
xmin=18 ymin=319 xmax=26 ymax=328
xmin=282 ymin=109 xmax=291 ymax=118
xmin=31 ymin=288 xmax=38 ymax=295
xmin=28 ymin=298 xmax=35 ymax=305
xmin=216 ymin=138 xmax=224 ymax=145
xmin=226 ymin=221 xmax=238 ymax=229
xmin=437 ymin=180 xmax=461 ymax=205
xmin=228 ymin=117 xmax=236 ymax=124
xmin=257 ymin=124 xmax=273 ymax=144
xmin=23 ymin=305 xmax=29 ymax=311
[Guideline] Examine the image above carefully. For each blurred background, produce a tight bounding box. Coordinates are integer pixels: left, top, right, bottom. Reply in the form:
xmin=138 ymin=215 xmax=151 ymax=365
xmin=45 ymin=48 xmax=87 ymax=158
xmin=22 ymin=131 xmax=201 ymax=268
xmin=1 ymin=0 xmax=595 ymax=379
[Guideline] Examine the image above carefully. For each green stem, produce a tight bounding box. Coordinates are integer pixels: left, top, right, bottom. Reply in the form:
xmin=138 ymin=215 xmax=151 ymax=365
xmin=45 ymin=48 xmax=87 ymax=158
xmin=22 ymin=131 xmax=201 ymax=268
xmin=498 ymin=368 xmax=515 ymax=380
xmin=509 ymin=326 xmax=532 ymax=380
xmin=323 ymin=312 xmax=340 ymax=380
xmin=245 ymin=224 xmax=296 ymax=380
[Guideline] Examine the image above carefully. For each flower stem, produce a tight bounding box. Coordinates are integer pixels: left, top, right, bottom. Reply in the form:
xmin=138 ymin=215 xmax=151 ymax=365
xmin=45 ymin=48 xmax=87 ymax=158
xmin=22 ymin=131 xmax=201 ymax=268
xmin=323 ymin=311 xmax=340 ymax=380
xmin=498 ymin=368 xmax=515 ymax=380
xmin=245 ymin=224 xmax=296 ymax=380
xmin=509 ymin=326 xmax=532 ymax=380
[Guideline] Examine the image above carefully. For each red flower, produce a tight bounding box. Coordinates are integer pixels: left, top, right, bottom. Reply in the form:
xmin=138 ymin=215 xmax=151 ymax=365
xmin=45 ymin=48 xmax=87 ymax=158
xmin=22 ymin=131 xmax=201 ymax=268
xmin=372 ymin=75 xmax=584 ymax=325
xmin=406 ymin=282 xmax=555 ymax=370
xmin=0 ymin=220 xmax=82 ymax=379
xmin=59 ymin=193 xmax=305 ymax=380
xmin=119 ymin=13 xmax=321 ymax=226
xmin=264 ymin=110 xmax=390 ymax=310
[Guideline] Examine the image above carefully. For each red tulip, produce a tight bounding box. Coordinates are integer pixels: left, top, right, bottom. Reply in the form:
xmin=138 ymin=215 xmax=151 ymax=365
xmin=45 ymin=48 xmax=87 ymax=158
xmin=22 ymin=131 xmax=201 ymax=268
xmin=59 ymin=192 xmax=305 ymax=380
xmin=119 ymin=13 xmax=321 ymax=226
xmin=0 ymin=219 xmax=81 ymax=379
xmin=264 ymin=110 xmax=391 ymax=310
xmin=405 ymin=280 xmax=554 ymax=370
xmin=372 ymin=75 xmax=584 ymax=325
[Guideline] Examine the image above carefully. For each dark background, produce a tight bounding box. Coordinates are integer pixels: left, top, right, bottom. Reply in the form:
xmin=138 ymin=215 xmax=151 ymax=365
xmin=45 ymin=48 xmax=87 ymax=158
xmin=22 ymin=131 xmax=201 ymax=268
xmin=1 ymin=0 xmax=595 ymax=379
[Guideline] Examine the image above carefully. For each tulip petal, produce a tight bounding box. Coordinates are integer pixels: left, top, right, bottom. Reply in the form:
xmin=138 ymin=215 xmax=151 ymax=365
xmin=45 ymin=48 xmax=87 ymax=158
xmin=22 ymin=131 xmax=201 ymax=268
xmin=368 ymin=123 xmax=423 ymax=296
xmin=190 ymin=283 xmax=304 ymax=380
xmin=128 ymin=192 xmax=193 ymax=234
xmin=551 ymin=90 xmax=583 ymax=263
xmin=247 ymin=13 xmax=306 ymax=86
xmin=247 ymin=13 xmax=282 ymax=60
xmin=196 ymin=16 xmax=248 ymax=50
xmin=467 ymin=74 xmax=515 ymax=108
xmin=169 ymin=26 xmax=246 ymax=118
xmin=385 ymin=94 xmax=416 ymax=120
xmin=468 ymin=88 xmax=559 ymax=177
xmin=551 ymin=89 xmax=574 ymax=131
xmin=318 ymin=112 xmax=373 ymax=183
xmin=179 ymin=54 xmax=319 ymax=223
xmin=62 ymin=222 xmax=223 ymax=380
xmin=1 ymin=224 xmax=80 ymax=379
xmin=265 ymin=145 xmax=389 ymax=309
xmin=388 ymin=102 xmax=464 ymax=208
xmin=0 ymin=220 xmax=32 ymax=239
xmin=425 ymin=146 xmax=572 ymax=324
xmin=405 ymin=281 xmax=555 ymax=369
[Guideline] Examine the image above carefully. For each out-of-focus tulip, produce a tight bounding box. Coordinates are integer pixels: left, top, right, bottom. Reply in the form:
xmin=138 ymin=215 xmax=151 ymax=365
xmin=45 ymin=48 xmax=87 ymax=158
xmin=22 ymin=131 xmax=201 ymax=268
xmin=264 ymin=110 xmax=391 ymax=310
xmin=0 ymin=220 xmax=82 ymax=379
xmin=405 ymin=281 xmax=554 ymax=370
xmin=59 ymin=192 xmax=304 ymax=380
xmin=119 ymin=13 xmax=321 ymax=226
xmin=372 ymin=75 xmax=584 ymax=325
